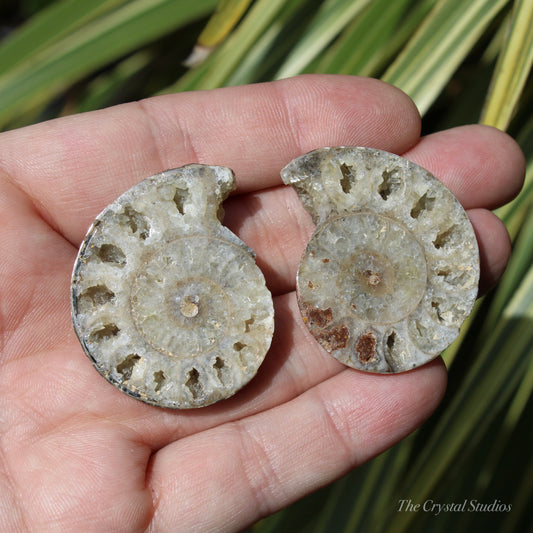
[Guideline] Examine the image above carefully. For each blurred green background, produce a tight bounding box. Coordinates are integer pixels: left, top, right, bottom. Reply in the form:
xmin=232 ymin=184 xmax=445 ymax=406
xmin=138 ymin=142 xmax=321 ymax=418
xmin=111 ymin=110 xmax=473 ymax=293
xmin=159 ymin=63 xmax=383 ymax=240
xmin=1 ymin=0 xmax=531 ymax=531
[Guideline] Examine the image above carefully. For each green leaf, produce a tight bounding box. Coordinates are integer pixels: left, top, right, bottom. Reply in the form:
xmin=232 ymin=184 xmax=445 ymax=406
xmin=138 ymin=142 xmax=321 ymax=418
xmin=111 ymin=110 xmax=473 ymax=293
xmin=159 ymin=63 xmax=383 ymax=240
xmin=313 ymin=0 xmax=434 ymax=77
xmin=168 ymin=0 xmax=295 ymax=92
xmin=184 ymin=0 xmax=254 ymax=66
xmin=382 ymin=0 xmax=510 ymax=115
xmin=0 ymin=0 xmax=218 ymax=128
xmin=3 ymin=2 xmax=533 ymax=531
xmin=274 ymin=0 xmax=372 ymax=79
xmin=75 ymin=50 xmax=153 ymax=113
xmin=196 ymin=0 xmax=253 ymax=47
xmin=224 ymin=0 xmax=323 ymax=85
xmin=0 ymin=0 xmax=130 ymax=76
xmin=483 ymin=205 xmax=533 ymax=336
xmin=481 ymin=0 xmax=533 ymax=129
xmin=386 ymin=265 xmax=533 ymax=532
xmin=499 ymin=453 xmax=533 ymax=532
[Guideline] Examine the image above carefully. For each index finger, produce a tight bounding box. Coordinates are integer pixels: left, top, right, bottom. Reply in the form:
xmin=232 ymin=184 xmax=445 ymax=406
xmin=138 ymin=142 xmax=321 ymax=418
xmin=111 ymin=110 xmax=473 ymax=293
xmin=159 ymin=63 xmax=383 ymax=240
xmin=0 ymin=75 xmax=421 ymax=245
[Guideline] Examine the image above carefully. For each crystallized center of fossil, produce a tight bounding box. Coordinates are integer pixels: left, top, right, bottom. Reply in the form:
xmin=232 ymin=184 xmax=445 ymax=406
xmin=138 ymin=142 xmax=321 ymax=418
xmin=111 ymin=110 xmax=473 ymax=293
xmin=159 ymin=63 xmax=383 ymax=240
xmin=309 ymin=212 xmax=428 ymax=324
xmin=179 ymin=295 xmax=200 ymax=318
xmin=299 ymin=212 xmax=427 ymax=325
xmin=131 ymin=239 xmax=232 ymax=356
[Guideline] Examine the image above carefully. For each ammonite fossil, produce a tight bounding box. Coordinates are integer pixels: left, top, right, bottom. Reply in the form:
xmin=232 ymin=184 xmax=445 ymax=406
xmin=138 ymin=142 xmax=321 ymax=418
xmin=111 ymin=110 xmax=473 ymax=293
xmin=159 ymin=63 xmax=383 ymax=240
xmin=281 ymin=147 xmax=479 ymax=373
xmin=71 ymin=165 xmax=274 ymax=408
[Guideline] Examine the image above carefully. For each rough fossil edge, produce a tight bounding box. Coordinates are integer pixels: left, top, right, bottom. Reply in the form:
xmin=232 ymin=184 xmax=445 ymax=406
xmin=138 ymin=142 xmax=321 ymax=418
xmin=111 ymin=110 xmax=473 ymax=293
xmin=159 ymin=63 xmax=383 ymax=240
xmin=281 ymin=146 xmax=480 ymax=373
xmin=71 ymin=164 xmax=274 ymax=408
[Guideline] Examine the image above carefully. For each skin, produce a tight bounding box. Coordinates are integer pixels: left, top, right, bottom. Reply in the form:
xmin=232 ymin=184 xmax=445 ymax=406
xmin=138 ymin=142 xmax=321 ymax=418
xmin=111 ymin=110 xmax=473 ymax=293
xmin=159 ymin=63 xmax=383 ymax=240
xmin=0 ymin=75 xmax=525 ymax=532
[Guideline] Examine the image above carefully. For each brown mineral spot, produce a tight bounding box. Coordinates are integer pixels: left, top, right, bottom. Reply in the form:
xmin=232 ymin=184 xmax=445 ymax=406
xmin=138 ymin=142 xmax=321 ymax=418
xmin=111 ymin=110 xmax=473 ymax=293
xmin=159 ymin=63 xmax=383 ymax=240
xmin=317 ymin=325 xmax=350 ymax=352
xmin=305 ymin=306 xmax=333 ymax=328
xmin=308 ymin=280 xmax=315 ymax=289
xmin=322 ymin=258 xmax=330 ymax=263
xmin=356 ymin=332 xmax=377 ymax=363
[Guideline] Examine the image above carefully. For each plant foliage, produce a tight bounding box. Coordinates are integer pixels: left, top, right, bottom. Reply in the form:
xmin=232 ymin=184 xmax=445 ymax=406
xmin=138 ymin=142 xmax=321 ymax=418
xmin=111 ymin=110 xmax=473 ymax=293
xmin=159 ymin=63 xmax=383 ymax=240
xmin=1 ymin=0 xmax=532 ymax=530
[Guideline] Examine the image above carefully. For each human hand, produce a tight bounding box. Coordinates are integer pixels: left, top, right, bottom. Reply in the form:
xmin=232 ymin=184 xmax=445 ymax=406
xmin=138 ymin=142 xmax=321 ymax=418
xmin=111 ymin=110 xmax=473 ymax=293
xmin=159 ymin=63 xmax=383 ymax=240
xmin=0 ymin=75 xmax=524 ymax=531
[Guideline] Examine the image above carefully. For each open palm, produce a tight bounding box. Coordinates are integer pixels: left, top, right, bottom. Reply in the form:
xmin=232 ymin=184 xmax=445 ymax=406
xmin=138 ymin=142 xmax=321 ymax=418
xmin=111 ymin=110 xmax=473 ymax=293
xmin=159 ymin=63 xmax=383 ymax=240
xmin=0 ymin=75 xmax=524 ymax=531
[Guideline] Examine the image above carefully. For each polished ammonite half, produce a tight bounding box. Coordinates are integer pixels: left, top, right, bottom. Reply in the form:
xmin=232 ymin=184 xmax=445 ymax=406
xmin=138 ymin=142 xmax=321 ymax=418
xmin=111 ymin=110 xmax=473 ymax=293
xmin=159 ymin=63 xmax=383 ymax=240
xmin=281 ymin=147 xmax=479 ymax=373
xmin=71 ymin=165 xmax=274 ymax=408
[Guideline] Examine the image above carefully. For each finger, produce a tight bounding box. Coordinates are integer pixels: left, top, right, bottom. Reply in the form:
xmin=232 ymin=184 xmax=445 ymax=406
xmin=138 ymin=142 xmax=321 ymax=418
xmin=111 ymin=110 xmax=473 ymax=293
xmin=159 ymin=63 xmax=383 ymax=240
xmin=468 ymin=208 xmax=511 ymax=294
xmin=0 ymin=75 xmax=420 ymax=246
xmin=1 ymin=417 xmax=152 ymax=532
xmin=0 ymin=175 xmax=76 ymax=362
xmin=147 ymin=360 xmax=446 ymax=531
xmin=223 ymin=186 xmax=314 ymax=295
xmin=402 ymin=124 xmax=525 ymax=209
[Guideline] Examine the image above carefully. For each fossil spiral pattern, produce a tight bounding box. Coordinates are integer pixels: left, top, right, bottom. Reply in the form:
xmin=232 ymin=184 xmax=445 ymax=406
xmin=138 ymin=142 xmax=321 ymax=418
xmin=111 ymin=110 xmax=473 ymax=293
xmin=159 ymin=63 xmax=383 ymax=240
xmin=71 ymin=165 xmax=274 ymax=408
xmin=281 ymin=147 xmax=479 ymax=373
